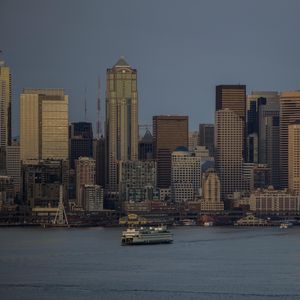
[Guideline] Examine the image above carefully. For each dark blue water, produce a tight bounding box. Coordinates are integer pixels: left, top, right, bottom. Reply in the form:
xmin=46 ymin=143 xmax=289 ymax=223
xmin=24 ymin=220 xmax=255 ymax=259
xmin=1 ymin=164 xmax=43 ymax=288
xmin=1 ymin=226 xmax=300 ymax=300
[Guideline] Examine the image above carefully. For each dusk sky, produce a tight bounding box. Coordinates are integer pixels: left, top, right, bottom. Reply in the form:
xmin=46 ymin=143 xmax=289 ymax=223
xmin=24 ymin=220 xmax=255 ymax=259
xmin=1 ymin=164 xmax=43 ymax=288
xmin=1 ymin=0 xmax=300 ymax=136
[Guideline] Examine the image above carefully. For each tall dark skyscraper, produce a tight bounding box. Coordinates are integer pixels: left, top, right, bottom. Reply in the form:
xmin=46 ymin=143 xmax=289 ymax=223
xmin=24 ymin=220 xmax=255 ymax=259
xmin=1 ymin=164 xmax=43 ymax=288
xmin=246 ymin=92 xmax=280 ymax=187
xmin=199 ymin=124 xmax=214 ymax=157
xmin=138 ymin=130 xmax=153 ymax=160
xmin=153 ymin=115 xmax=188 ymax=189
xmin=69 ymin=122 xmax=93 ymax=169
xmin=93 ymin=137 xmax=105 ymax=188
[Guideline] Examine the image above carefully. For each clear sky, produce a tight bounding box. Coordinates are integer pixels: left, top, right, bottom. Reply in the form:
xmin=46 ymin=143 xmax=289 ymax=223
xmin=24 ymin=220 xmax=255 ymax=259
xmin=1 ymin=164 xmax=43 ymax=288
xmin=1 ymin=0 xmax=300 ymax=136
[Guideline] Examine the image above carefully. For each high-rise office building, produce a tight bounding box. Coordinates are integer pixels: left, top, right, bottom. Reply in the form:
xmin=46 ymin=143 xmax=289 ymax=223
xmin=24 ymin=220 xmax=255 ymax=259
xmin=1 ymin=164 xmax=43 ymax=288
xmin=280 ymin=91 xmax=300 ymax=188
xmin=93 ymin=137 xmax=105 ymax=187
xmin=215 ymin=109 xmax=244 ymax=202
xmin=216 ymin=85 xmax=246 ymax=121
xmin=153 ymin=115 xmax=188 ymax=188
xmin=171 ymin=147 xmax=202 ymax=202
xmin=20 ymin=89 xmax=68 ymax=161
xmin=75 ymin=157 xmax=95 ymax=207
xmin=105 ymin=57 xmax=138 ymax=191
xmin=188 ymin=131 xmax=199 ymax=151
xmin=0 ymin=60 xmax=11 ymax=147
xmin=138 ymin=130 xmax=153 ymax=160
xmin=198 ymin=124 xmax=214 ymax=157
xmin=246 ymin=92 xmax=280 ymax=187
xmin=69 ymin=122 xmax=93 ymax=169
xmin=288 ymin=122 xmax=300 ymax=195
xmin=6 ymin=140 xmax=20 ymax=196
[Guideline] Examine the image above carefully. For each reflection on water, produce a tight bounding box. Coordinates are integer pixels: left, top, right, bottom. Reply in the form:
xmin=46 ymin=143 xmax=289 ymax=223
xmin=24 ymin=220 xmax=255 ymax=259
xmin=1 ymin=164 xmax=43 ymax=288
xmin=1 ymin=227 xmax=300 ymax=300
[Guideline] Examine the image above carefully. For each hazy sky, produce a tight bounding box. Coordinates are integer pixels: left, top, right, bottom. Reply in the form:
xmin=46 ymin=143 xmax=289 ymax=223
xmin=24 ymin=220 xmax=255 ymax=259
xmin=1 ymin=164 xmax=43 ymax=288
xmin=1 ymin=0 xmax=300 ymax=136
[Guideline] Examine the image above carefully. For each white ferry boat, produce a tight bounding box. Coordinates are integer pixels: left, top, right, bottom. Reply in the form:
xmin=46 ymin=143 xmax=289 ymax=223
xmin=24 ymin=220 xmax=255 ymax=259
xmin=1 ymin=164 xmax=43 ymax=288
xmin=121 ymin=226 xmax=173 ymax=245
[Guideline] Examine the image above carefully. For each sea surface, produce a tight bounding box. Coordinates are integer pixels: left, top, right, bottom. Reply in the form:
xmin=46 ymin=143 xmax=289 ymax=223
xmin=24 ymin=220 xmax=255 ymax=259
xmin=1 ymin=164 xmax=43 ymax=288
xmin=1 ymin=226 xmax=300 ymax=300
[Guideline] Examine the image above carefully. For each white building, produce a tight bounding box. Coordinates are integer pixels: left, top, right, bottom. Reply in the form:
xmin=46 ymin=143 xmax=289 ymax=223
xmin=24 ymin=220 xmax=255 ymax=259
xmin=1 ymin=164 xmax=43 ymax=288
xmin=249 ymin=186 xmax=300 ymax=213
xmin=171 ymin=146 xmax=203 ymax=202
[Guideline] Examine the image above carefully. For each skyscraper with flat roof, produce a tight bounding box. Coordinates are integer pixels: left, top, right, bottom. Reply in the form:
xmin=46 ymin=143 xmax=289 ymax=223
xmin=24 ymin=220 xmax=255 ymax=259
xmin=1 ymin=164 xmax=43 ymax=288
xmin=280 ymin=91 xmax=300 ymax=188
xmin=0 ymin=60 xmax=11 ymax=147
xmin=20 ymin=89 xmax=68 ymax=161
xmin=153 ymin=115 xmax=188 ymax=189
xmin=215 ymin=109 xmax=244 ymax=202
xmin=106 ymin=57 xmax=138 ymax=191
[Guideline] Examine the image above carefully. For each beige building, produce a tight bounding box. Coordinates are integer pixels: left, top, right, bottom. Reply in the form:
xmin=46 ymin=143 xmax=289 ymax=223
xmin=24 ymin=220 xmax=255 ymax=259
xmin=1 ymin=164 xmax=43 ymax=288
xmin=249 ymin=187 xmax=300 ymax=213
xmin=288 ymin=122 xmax=300 ymax=194
xmin=280 ymin=91 xmax=300 ymax=188
xmin=20 ymin=89 xmax=68 ymax=161
xmin=215 ymin=109 xmax=244 ymax=200
xmin=75 ymin=157 xmax=95 ymax=207
xmin=106 ymin=57 xmax=138 ymax=191
xmin=200 ymin=169 xmax=224 ymax=211
xmin=0 ymin=61 xmax=11 ymax=147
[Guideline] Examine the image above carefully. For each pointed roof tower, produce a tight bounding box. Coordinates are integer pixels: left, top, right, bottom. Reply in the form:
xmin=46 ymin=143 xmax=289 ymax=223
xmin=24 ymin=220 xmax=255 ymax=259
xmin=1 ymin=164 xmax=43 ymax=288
xmin=114 ymin=56 xmax=130 ymax=68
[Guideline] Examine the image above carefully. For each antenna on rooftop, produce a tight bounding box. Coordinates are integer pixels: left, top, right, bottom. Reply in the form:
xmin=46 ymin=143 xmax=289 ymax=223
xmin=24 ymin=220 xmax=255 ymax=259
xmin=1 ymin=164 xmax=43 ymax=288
xmin=84 ymin=87 xmax=87 ymax=121
xmin=97 ymin=77 xmax=102 ymax=138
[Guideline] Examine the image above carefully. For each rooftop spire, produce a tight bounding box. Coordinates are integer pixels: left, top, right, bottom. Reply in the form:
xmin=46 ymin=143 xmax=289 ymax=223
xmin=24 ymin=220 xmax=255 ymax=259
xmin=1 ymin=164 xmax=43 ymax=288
xmin=114 ymin=56 xmax=130 ymax=68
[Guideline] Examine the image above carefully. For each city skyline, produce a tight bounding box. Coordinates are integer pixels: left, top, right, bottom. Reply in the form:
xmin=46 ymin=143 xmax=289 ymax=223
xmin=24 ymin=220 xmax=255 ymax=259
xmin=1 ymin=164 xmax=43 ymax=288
xmin=1 ymin=0 xmax=300 ymax=136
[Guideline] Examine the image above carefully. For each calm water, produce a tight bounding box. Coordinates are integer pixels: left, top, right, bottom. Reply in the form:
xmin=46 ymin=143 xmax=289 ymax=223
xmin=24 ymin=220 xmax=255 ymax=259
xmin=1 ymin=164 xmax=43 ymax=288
xmin=1 ymin=226 xmax=300 ymax=300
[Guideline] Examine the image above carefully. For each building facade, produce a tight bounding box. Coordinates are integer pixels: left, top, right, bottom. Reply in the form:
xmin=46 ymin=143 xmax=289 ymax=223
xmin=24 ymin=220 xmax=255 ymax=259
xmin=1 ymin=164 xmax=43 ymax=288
xmin=75 ymin=157 xmax=95 ymax=207
xmin=119 ymin=160 xmax=156 ymax=203
xmin=288 ymin=122 xmax=300 ymax=195
xmin=6 ymin=142 xmax=20 ymax=196
xmin=0 ymin=60 xmax=11 ymax=148
xmin=21 ymin=159 xmax=69 ymax=208
xmin=280 ymin=91 xmax=300 ymax=188
xmin=106 ymin=57 xmax=138 ymax=191
xmin=171 ymin=147 xmax=202 ymax=202
xmin=153 ymin=115 xmax=188 ymax=188
xmin=82 ymin=184 xmax=103 ymax=212
xmin=215 ymin=109 xmax=244 ymax=201
xmin=69 ymin=122 xmax=93 ymax=169
xmin=20 ymin=89 xmax=68 ymax=161
xmin=249 ymin=187 xmax=300 ymax=213
xmin=201 ymin=169 xmax=224 ymax=211
xmin=198 ymin=124 xmax=214 ymax=157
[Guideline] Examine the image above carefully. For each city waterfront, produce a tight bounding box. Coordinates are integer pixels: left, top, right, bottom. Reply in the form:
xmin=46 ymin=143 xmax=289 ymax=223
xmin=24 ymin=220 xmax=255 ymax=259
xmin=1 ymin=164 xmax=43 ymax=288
xmin=1 ymin=227 xmax=300 ymax=299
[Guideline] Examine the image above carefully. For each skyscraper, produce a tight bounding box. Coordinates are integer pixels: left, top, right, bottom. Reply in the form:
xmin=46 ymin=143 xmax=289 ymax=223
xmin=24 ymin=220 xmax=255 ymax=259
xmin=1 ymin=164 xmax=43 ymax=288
xmin=105 ymin=57 xmax=138 ymax=191
xmin=288 ymin=121 xmax=300 ymax=195
xmin=0 ymin=60 xmax=11 ymax=147
xmin=198 ymin=124 xmax=214 ymax=157
xmin=215 ymin=109 xmax=244 ymax=202
xmin=280 ymin=91 xmax=300 ymax=188
xmin=216 ymin=85 xmax=246 ymax=120
xmin=69 ymin=122 xmax=93 ymax=169
xmin=20 ymin=89 xmax=68 ymax=161
xmin=153 ymin=115 xmax=188 ymax=189
xmin=171 ymin=147 xmax=202 ymax=202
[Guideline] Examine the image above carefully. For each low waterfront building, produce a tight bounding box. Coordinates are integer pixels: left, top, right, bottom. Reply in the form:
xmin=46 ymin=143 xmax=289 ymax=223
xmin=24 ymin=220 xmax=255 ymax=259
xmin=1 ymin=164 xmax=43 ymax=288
xmin=0 ymin=176 xmax=14 ymax=206
xmin=249 ymin=186 xmax=300 ymax=213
